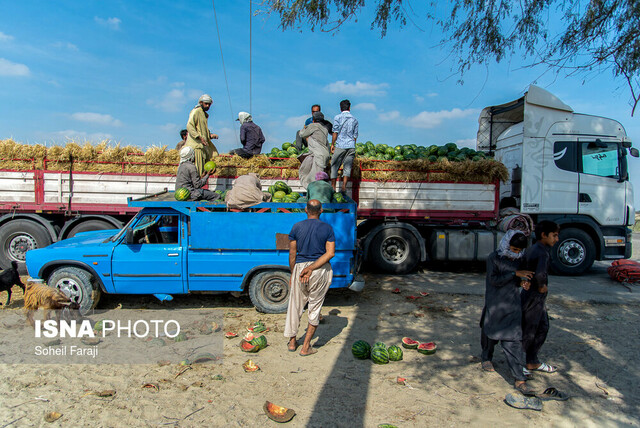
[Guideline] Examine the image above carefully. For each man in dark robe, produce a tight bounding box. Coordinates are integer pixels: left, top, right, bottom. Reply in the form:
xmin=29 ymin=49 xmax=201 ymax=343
xmin=480 ymin=230 xmax=535 ymax=395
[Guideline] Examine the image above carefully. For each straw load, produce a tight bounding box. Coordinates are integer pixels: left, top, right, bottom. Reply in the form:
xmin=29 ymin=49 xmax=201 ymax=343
xmin=0 ymin=139 xmax=508 ymax=184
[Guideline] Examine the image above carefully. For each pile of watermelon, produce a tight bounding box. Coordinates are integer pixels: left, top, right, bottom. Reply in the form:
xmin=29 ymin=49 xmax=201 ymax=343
xmin=352 ymin=340 xmax=403 ymax=364
xmin=268 ymin=181 xmax=301 ymax=203
xmin=240 ymin=334 xmax=268 ymax=353
xmin=402 ymin=337 xmax=437 ymax=355
xmin=214 ymin=189 xmax=227 ymax=201
xmin=356 ymin=141 xmax=488 ymax=162
xmin=268 ymin=142 xmax=309 ymax=159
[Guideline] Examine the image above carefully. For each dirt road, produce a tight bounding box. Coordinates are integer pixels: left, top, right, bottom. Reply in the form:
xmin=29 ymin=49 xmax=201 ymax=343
xmin=1 ymin=253 xmax=639 ymax=427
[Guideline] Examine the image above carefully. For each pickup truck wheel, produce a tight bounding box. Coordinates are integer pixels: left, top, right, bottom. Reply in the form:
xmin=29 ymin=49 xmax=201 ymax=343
xmin=249 ymin=270 xmax=290 ymax=314
xmin=48 ymin=267 xmax=101 ymax=315
xmin=67 ymin=220 xmax=114 ymax=238
xmin=0 ymin=219 xmax=52 ymax=274
xmin=369 ymin=227 xmax=420 ymax=274
xmin=550 ymin=228 xmax=595 ymax=275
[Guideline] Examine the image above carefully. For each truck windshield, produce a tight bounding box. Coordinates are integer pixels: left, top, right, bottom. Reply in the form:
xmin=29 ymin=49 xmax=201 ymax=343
xmin=108 ymin=215 xmax=138 ymax=242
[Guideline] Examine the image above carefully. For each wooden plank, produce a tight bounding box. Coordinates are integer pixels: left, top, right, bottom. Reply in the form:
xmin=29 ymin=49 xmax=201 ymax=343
xmin=358 ymin=199 xmax=494 ymax=211
xmin=357 ymin=188 xmax=494 ymax=202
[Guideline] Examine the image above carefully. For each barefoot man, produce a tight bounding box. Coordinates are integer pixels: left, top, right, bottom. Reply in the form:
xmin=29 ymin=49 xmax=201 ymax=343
xmin=285 ymin=199 xmax=335 ymax=356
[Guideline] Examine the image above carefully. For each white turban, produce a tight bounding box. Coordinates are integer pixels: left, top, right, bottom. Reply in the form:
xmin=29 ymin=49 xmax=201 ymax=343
xmin=198 ymin=94 xmax=213 ymax=104
xmin=237 ymin=112 xmax=252 ymax=124
xmin=179 ymin=146 xmax=195 ymax=164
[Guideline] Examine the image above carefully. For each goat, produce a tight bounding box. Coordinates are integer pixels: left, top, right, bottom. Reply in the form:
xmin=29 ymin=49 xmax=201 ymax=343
xmin=23 ymin=283 xmax=74 ymax=326
xmin=0 ymin=261 xmax=25 ymax=306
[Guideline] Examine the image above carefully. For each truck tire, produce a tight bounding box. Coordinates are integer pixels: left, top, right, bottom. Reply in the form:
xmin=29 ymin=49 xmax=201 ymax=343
xmin=67 ymin=219 xmax=115 ymax=238
xmin=551 ymin=228 xmax=595 ymax=275
xmin=249 ymin=270 xmax=290 ymax=314
xmin=369 ymin=227 xmax=420 ymax=274
xmin=48 ymin=266 xmax=101 ymax=315
xmin=0 ymin=219 xmax=53 ymax=274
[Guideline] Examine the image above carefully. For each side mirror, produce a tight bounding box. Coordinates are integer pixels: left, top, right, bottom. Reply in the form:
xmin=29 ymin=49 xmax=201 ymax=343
xmin=630 ymin=148 xmax=639 ymax=158
xmin=622 ymin=141 xmax=632 ymax=148
xmin=125 ymin=228 xmax=134 ymax=244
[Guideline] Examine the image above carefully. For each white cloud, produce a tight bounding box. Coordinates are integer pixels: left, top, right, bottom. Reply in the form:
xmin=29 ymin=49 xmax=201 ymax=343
xmin=284 ymin=114 xmax=309 ymax=129
xmin=71 ymin=112 xmax=122 ymax=127
xmin=147 ymin=88 xmax=203 ymax=113
xmin=52 ymin=42 xmax=78 ymax=51
xmin=324 ymin=80 xmax=388 ymax=96
xmin=427 ymin=92 xmax=438 ymax=98
xmin=453 ymin=138 xmax=477 ymax=149
xmin=414 ymin=95 xmax=425 ymax=103
xmin=160 ymin=123 xmax=179 ymax=133
xmin=94 ymin=17 xmax=121 ymax=30
xmin=378 ymin=110 xmax=400 ymax=121
xmin=414 ymin=92 xmax=438 ymax=103
xmin=354 ymin=103 xmax=377 ymax=111
xmin=0 ymin=31 xmax=14 ymax=42
xmin=0 ymin=58 xmax=30 ymax=76
xmin=45 ymin=130 xmax=114 ymax=142
xmin=407 ymin=108 xmax=478 ymax=129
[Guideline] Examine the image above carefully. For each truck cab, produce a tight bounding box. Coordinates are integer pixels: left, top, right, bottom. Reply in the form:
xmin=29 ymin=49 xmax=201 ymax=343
xmin=25 ymin=193 xmax=363 ymax=313
xmin=478 ymin=85 xmax=637 ymax=274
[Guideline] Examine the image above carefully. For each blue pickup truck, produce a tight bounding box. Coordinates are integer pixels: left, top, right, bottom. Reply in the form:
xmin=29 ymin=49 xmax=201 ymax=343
xmin=25 ymin=192 xmax=364 ymax=314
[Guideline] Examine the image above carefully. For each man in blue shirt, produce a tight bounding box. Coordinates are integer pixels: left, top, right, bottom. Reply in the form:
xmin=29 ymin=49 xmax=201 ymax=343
xmin=330 ymin=99 xmax=358 ymax=192
xmin=285 ymin=199 xmax=335 ymax=356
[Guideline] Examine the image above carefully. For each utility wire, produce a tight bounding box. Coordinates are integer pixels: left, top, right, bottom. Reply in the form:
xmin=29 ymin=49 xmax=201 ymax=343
xmin=249 ymin=0 xmax=252 ymax=115
xmin=212 ymin=0 xmax=240 ymax=144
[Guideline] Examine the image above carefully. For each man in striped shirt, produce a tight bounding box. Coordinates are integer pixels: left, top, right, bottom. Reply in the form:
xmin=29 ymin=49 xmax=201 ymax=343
xmin=330 ymin=99 xmax=358 ymax=192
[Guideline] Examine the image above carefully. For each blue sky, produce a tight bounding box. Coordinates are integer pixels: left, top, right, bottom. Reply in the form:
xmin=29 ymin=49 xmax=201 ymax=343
xmin=1 ymin=0 xmax=639 ymax=204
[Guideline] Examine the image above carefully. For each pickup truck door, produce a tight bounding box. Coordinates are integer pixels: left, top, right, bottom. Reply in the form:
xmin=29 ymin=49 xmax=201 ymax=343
xmin=577 ymin=141 xmax=627 ymax=225
xmin=111 ymin=213 xmax=185 ymax=294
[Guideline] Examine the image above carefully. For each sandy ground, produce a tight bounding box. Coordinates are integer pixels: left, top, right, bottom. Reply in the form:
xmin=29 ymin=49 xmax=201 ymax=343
xmin=1 ymin=265 xmax=639 ymax=428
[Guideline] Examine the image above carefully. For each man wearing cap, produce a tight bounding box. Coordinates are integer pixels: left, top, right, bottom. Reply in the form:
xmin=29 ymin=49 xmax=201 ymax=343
xmin=185 ymin=94 xmax=219 ymax=175
xmin=175 ymin=147 xmax=220 ymax=201
xmin=330 ymin=99 xmax=358 ymax=192
xmin=298 ymin=111 xmax=331 ymax=188
xmin=229 ymin=112 xmax=265 ymax=159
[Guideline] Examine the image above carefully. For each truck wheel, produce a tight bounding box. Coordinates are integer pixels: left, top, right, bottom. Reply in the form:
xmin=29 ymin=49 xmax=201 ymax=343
xmin=369 ymin=227 xmax=420 ymax=274
xmin=249 ymin=270 xmax=290 ymax=314
xmin=48 ymin=267 xmax=101 ymax=315
xmin=67 ymin=220 xmax=115 ymax=238
xmin=551 ymin=228 xmax=595 ymax=275
xmin=0 ymin=219 xmax=53 ymax=274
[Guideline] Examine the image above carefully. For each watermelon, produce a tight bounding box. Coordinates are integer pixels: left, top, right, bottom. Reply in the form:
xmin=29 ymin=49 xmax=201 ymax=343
xmin=175 ymin=188 xmax=190 ymax=201
xmin=394 ymin=145 xmax=402 ymax=152
xmin=287 ymin=147 xmax=298 ymax=155
xmin=277 ymin=150 xmax=289 ymax=158
xmin=387 ymin=345 xmax=403 ymax=361
xmin=250 ymin=335 xmax=268 ymax=350
xmin=472 ymin=155 xmax=481 ymax=161
xmin=204 ymin=160 xmax=216 ymax=172
xmin=351 ymin=340 xmax=371 ymax=359
xmin=383 ymin=153 xmax=392 ymax=161
xmin=240 ymin=339 xmax=260 ymax=353
xmin=365 ymin=141 xmax=375 ymax=152
xmin=437 ymin=146 xmax=448 ymax=156
xmin=270 ymin=147 xmax=280 ymax=155
xmin=401 ymin=337 xmax=419 ymax=349
xmin=224 ymin=332 xmax=238 ymax=338
xmin=445 ymin=142 xmax=457 ymax=152
xmin=386 ymin=148 xmax=396 ymax=156
xmin=289 ymin=153 xmax=298 ymax=158
xmin=428 ymin=145 xmax=439 ymax=155
xmin=428 ymin=155 xmax=437 ymax=162
xmin=393 ymin=155 xmax=404 ymax=161
xmin=268 ymin=184 xmax=276 ymax=195
xmin=273 ymin=190 xmax=287 ymax=199
xmin=409 ymin=144 xmax=417 ymax=150
xmin=417 ymin=342 xmax=437 ymax=355
xmin=375 ymin=144 xmax=386 ymax=153
xmin=288 ymin=192 xmax=301 ymax=201
xmin=274 ymin=181 xmax=290 ymax=193
xmin=272 ymin=198 xmax=284 ymax=203
xmin=282 ymin=142 xmax=292 ymax=150
xmin=373 ymin=342 xmax=387 ymax=350
xmin=371 ymin=346 xmax=390 ymax=364
xmin=356 ymin=146 xmax=365 ymax=155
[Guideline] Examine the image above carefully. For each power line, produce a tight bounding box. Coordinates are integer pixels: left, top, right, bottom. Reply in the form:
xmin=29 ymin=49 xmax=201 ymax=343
xmin=249 ymin=0 xmax=252 ymax=115
xmin=212 ymin=0 xmax=239 ymax=144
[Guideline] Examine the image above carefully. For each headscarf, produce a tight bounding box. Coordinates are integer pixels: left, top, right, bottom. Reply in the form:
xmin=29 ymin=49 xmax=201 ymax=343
xmin=179 ymin=146 xmax=195 ymax=164
xmin=198 ymin=94 xmax=213 ymax=104
xmin=315 ymin=171 xmax=329 ymax=181
xmin=237 ymin=112 xmax=252 ymax=124
xmin=497 ymin=229 xmax=526 ymax=260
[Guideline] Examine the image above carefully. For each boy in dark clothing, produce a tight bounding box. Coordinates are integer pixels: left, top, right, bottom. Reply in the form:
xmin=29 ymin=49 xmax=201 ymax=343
xmin=521 ymin=220 xmax=560 ymax=374
xmin=481 ymin=230 xmax=535 ymax=395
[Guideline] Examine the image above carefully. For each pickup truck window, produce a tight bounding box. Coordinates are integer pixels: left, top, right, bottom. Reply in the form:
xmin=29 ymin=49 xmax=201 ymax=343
xmin=132 ymin=214 xmax=179 ymax=244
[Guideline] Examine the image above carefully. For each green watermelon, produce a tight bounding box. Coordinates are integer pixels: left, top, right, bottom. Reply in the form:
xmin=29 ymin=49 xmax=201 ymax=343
xmin=383 ymin=153 xmax=392 ymax=161
xmin=409 ymin=144 xmax=417 ymax=150
xmin=386 ymin=148 xmax=396 ymax=156
xmin=277 ymin=150 xmax=288 ymax=158
xmin=288 ymin=192 xmax=301 ymax=201
xmin=394 ymin=145 xmax=402 ymax=152
xmin=274 ymin=181 xmax=290 ymax=193
xmin=249 ymin=335 xmax=268 ymax=350
xmin=388 ymin=345 xmax=403 ymax=361
xmin=365 ymin=141 xmax=375 ymax=152
xmin=268 ymin=184 xmax=276 ymax=195
xmin=356 ymin=146 xmax=365 ymax=155
xmin=371 ymin=346 xmax=390 ymax=364
xmin=240 ymin=339 xmax=260 ymax=353
xmin=375 ymin=144 xmax=386 ymax=153
xmin=428 ymin=145 xmax=439 ymax=155
xmin=393 ymin=155 xmax=404 ymax=161
xmin=289 ymin=153 xmax=298 ymax=158
xmin=270 ymin=147 xmax=280 ymax=155
xmin=472 ymin=155 xmax=482 ymax=161
xmin=401 ymin=337 xmax=419 ymax=349
xmin=428 ymin=155 xmax=438 ymax=162
xmin=445 ymin=142 xmax=457 ymax=152
xmin=204 ymin=161 xmax=216 ymax=172
xmin=417 ymin=342 xmax=437 ymax=355
xmin=273 ymin=190 xmax=287 ymax=199
xmin=282 ymin=142 xmax=292 ymax=150
xmin=437 ymin=146 xmax=448 ymax=156
xmin=351 ymin=340 xmax=371 ymax=359
xmin=287 ymin=147 xmax=298 ymax=155
xmin=373 ymin=342 xmax=387 ymax=350
xmin=175 ymin=188 xmax=190 ymax=201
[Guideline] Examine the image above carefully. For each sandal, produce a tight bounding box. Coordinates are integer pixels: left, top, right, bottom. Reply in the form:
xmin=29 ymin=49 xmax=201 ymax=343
xmin=505 ymin=392 xmax=543 ymax=411
xmin=532 ymin=362 xmax=557 ymax=373
xmin=537 ymin=387 xmax=569 ymax=401
xmin=515 ymin=382 xmax=537 ymax=397
xmin=523 ymin=367 xmax=532 ymax=377
xmin=481 ymin=361 xmax=495 ymax=372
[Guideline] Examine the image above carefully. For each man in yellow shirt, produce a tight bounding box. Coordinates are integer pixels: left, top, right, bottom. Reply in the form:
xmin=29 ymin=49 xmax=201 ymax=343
xmin=185 ymin=94 xmax=219 ymax=175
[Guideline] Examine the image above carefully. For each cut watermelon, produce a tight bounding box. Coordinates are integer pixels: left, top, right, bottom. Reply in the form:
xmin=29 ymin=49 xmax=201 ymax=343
xmin=417 ymin=342 xmax=437 ymax=355
xmin=240 ymin=339 xmax=260 ymax=353
xmin=401 ymin=337 xmax=419 ymax=349
xmin=224 ymin=332 xmax=238 ymax=338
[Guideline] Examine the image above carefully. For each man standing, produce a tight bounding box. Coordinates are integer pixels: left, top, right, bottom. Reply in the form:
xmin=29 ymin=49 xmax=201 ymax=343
xmin=229 ymin=112 xmax=265 ymax=159
xmin=186 ymin=94 xmax=219 ymax=175
xmin=330 ymin=99 xmax=358 ymax=192
xmin=285 ymin=199 xmax=335 ymax=356
xmin=175 ymin=129 xmax=188 ymax=151
xmin=298 ymin=111 xmax=331 ymax=188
